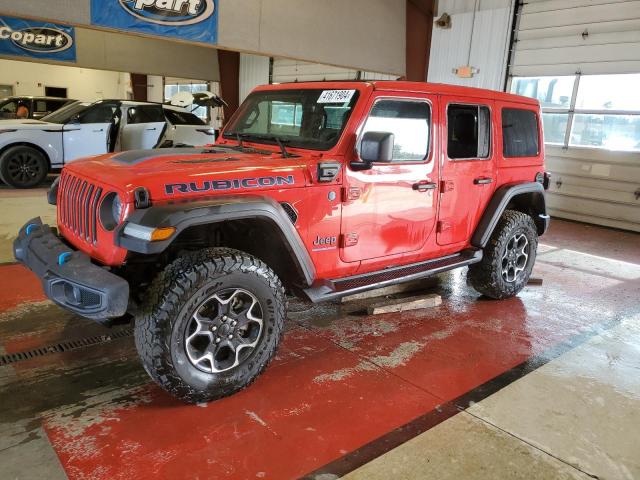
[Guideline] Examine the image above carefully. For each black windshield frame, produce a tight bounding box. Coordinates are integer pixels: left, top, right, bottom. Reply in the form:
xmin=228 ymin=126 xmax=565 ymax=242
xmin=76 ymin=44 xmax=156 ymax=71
xmin=223 ymin=88 xmax=360 ymax=151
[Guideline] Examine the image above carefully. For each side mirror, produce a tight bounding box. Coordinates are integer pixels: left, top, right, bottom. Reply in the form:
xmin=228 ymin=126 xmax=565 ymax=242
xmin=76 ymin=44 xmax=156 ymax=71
xmin=349 ymin=131 xmax=395 ymax=171
xmin=361 ymin=131 xmax=394 ymax=162
xmin=70 ymin=113 xmax=81 ymax=123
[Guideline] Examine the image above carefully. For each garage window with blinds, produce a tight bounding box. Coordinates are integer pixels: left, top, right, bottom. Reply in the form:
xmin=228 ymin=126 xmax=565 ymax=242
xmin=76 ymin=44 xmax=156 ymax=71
xmin=511 ymin=73 xmax=640 ymax=152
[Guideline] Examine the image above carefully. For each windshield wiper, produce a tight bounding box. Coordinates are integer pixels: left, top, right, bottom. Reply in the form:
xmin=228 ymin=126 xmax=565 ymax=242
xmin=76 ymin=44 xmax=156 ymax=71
xmin=232 ymin=133 xmax=292 ymax=158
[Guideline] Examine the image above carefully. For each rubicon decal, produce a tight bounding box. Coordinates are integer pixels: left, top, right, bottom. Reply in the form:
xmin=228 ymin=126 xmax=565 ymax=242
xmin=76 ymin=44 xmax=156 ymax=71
xmin=119 ymin=0 xmax=215 ymax=25
xmin=0 ymin=26 xmax=73 ymax=53
xmin=165 ymin=175 xmax=295 ymax=195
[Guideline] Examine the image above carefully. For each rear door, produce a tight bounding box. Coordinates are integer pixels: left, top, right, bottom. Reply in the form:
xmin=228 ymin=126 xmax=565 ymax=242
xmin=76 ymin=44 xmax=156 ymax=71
xmin=121 ymin=105 xmax=166 ymax=150
xmin=437 ymin=99 xmax=496 ymax=245
xmin=163 ymin=108 xmax=216 ymax=146
xmin=340 ymin=93 xmax=439 ymax=262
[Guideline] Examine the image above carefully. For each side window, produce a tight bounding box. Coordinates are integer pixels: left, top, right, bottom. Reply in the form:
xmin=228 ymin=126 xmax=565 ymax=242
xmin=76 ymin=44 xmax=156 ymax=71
xmin=78 ymin=104 xmax=117 ymax=124
xmin=127 ymin=105 xmax=165 ymax=124
xmin=34 ymin=100 xmax=48 ymax=113
xmin=46 ymin=100 xmax=65 ymax=112
xmin=269 ymin=101 xmax=303 ymax=135
xmin=502 ymin=108 xmax=540 ymax=157
xmin=360 ymin=99 xmax=431 ymax=162
xmin=0 ymin=100 xmax=18 ymax=114
xmin=447 ymin=104 xmax=491 ymax=159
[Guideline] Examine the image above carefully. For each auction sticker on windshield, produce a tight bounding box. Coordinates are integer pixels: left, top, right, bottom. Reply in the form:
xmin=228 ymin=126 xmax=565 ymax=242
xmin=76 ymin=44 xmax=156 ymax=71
xmin=317 ymin=90 xmax=355 ymax=104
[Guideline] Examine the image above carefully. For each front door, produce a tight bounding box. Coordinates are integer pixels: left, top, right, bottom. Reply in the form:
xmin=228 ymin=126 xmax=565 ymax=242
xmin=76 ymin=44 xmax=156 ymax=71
xmin=340 ymin=94 xmax=439 ymax=262
xmin=120 ymin=105 xmax=166 ymax=150
xmin=63 ymin=102 xmax=118 ymax=163
xmin=437 ymin=99 xmax=496 ymax=245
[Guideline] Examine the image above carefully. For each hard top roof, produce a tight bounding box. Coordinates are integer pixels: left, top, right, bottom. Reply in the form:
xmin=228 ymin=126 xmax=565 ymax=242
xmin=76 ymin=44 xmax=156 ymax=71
xmin=257 ymin=80 xmax=538 ymax=105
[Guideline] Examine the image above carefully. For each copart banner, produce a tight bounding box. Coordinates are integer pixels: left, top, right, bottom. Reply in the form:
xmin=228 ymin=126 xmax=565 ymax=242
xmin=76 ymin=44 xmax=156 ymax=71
xmin=91 ymin=0 xmax=218 ymax=44
xmin=0 ymin=16 xmax=76 ymax=62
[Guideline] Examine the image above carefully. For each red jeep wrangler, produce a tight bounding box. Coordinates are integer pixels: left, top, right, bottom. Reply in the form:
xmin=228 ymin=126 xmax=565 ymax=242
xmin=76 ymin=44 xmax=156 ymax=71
xmin=14 ymin=81 xmax=549 ymax=403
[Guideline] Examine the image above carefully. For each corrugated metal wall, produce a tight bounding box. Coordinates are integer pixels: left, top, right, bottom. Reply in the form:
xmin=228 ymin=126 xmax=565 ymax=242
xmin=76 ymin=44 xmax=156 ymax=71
xmin=239 ymin=54 xmax=270 ymax=102
xmin=509 ymin=0 xmax=640 ymax=232
xmin=272 ymin=58 xmax=397 ymax=83
xmin=427 ymin=0 xmax=514 ymax=90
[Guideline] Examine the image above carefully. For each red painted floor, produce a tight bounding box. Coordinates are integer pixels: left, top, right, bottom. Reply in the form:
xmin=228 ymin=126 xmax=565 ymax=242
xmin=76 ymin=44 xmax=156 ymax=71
xmin=1 ymin=220 xmax=638 ymax=479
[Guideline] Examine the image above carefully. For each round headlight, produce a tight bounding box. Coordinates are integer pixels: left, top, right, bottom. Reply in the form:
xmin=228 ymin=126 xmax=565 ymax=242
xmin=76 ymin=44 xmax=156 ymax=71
xmin=100 ymin=192 xmax=125 ymax=231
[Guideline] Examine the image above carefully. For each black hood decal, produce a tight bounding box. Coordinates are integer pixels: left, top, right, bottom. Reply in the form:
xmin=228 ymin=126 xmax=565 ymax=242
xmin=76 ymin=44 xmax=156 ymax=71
xmin=111 ymin=147 xmax=253 ymax=165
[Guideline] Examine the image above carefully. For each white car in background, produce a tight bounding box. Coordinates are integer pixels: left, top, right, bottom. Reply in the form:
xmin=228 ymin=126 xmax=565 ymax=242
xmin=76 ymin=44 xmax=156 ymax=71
xmin=0 ymin=94 xmax=225 ymax=188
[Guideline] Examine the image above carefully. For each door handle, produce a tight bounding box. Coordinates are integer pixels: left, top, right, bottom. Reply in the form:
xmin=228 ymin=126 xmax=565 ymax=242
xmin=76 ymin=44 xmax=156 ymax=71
xmin=413 ymin=181 xmax=437 ymax=192
xmin=474 ymin=177 xmax=493 ymax=185
xmin=146 ymin=127 xmax=157 ymax=131
xmin=93 ymin=128 xmax=104 ymax=132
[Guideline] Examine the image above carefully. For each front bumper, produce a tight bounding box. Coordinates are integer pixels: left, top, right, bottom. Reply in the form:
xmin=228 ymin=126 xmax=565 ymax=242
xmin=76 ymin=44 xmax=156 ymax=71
xmin=13 ymin=218 xmax=129 ymax=322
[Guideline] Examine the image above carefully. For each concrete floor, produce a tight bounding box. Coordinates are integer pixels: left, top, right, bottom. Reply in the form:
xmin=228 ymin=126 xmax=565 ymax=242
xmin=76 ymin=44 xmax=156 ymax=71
xmin=0 ymin=177 xmax=56 ymax=263
xmin=0 ymin=184 xmax=638 ymax=479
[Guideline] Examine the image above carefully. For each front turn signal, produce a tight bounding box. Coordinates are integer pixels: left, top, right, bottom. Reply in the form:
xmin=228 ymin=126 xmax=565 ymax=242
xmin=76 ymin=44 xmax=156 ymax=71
xmin=150 ymin=227 xmax=176 ymax=241
xmin=123 ymin=223 xmax=176 ymax=242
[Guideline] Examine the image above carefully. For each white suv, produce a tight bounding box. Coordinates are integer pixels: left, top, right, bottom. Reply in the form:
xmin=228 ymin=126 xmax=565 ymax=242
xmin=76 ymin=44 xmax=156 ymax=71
xmin=0 ymin=95 xmax=224 ymax=188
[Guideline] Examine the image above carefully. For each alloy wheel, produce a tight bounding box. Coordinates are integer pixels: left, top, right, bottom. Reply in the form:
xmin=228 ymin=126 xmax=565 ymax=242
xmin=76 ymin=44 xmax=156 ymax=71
xmin=501 ymin=233 xmax=529 ymax=283
xmin=6 ymin=151 xmax=44 ymax=185
xmin=184 ymin=288 xmax=264 ymax=373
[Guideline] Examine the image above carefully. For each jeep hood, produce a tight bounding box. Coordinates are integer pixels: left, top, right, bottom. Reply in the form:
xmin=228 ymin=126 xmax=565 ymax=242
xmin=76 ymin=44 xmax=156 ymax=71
xmin=63 ymin=147 xmax=309 ymax=201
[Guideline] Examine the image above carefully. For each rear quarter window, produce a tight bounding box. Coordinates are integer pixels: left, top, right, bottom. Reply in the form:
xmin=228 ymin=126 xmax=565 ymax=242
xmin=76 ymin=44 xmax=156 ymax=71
xmin=502 ymin=108 xmax=540 ymax=157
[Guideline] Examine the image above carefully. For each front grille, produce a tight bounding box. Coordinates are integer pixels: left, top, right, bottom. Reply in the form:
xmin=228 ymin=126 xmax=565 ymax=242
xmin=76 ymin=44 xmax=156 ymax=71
xmin=58 ymin=171 xmax=103 ymax=244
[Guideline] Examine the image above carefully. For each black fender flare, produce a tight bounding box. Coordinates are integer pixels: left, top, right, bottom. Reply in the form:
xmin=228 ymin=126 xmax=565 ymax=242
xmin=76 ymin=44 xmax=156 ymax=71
xmin=115 ymin=195 xmax=315 ymax=286
xmin=471 ymin=182 xmax=549 ymax=249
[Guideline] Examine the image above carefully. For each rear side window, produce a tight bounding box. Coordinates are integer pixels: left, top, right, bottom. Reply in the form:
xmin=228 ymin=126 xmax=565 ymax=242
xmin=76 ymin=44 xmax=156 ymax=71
xmin=78 ymin=104 xmax=118 ymax=124
xmin=34 ymin=100 xmax=48 ymax=113
xmin=447 ymin=104 xmax=491 ymax=159
xmin=360 ymin=99 xmax=431 ymax=162
xmin=127 ymin=105 xmax=165 ymax=124
xmin=164 ymin=108 xmax=206 ymax=126
xmin=502 ymin=108 xmax=539 ymax=157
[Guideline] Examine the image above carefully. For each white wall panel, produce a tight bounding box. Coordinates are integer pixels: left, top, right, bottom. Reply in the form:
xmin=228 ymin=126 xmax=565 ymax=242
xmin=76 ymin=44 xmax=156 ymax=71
xmin=0 ymin=58 xmax=129 ymax=101
xmin=427 ymin=0 xmax=513 ymax=90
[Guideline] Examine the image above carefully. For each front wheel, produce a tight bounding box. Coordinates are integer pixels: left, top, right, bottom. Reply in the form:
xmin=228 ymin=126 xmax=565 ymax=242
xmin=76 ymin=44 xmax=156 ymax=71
xmin=468 ymin=210 xmax=538 ymax=299
xmin=0 ymin=146 xmax=48 ymax=188
xmin=134 ymin=248 xmax=287 ymax=403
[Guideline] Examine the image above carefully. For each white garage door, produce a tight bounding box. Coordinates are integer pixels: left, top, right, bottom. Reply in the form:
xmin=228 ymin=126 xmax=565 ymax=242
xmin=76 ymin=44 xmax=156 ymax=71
xmin=508 ymin=0 xmax=640 ymax=232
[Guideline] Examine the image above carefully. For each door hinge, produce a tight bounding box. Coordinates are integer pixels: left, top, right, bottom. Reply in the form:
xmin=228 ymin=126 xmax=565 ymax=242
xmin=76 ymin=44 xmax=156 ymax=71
xmin=441 ymin=180 xmax=455 ymax=192
xmin=341 ymin=232 xmax=359 ymax=247
xmin=342 ymin=186 xmax=361 ymax=201
xmin=437 ymin=221 xmax=451 ymax=233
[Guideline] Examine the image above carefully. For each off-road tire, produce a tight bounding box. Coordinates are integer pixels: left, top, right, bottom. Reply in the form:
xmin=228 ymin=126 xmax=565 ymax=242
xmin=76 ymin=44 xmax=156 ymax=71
xmin=134 ymin=248 xmax=287 ymax=403
xmin=468 ymin=210 xmax=538 ymax=299
xmin=0 ymin=145 xmax=48 ymax=188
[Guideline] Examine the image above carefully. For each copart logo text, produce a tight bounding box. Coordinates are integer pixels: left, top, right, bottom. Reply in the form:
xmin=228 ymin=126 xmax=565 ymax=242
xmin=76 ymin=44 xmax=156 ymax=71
xmin=0 ymin=26 xmax=73 ymax=53
xmin=119 ymin=0 xmax=215 ymax=26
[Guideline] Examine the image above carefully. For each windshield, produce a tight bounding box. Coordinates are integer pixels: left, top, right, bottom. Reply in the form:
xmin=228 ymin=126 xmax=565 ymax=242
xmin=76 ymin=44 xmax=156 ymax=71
xmin=223 ymin=88 xmax=360 ymax=150
xmin=41 ymin=101 xmax=89 ymax=123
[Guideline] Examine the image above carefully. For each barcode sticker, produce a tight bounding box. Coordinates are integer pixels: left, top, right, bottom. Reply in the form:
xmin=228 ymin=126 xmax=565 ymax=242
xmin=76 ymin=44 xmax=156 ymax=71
xmin=317 ymin=90 xmax=356 ymax=104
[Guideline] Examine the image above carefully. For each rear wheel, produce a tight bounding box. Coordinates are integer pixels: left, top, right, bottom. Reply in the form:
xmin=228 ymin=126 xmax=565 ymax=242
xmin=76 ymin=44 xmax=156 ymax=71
xmin=134 ymin=248 xmax=286 ymax=403
xmin=468 ymin=210 xmax=538 ymax=299
xmin=0 ymin=146 xmax=48 ymax=188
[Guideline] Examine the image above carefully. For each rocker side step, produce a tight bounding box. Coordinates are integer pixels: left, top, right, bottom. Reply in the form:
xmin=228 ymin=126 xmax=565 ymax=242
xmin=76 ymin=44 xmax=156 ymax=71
xmin=304 ymin=249 xmax=483 ymax=303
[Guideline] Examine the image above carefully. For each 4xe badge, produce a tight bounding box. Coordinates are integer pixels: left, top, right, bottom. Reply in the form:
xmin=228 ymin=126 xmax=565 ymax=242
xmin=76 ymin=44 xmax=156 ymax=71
xmin=119 ymin=0 xmax=215 ymax=25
